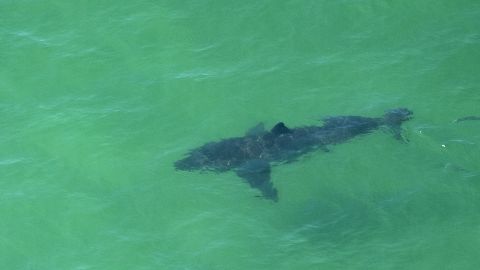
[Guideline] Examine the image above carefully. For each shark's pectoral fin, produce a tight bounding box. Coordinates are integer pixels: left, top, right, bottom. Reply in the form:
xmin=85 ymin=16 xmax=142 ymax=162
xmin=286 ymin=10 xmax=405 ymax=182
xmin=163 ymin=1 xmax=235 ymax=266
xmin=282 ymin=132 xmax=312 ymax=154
xmin=235 ymin=159 xmax=278 ymax=202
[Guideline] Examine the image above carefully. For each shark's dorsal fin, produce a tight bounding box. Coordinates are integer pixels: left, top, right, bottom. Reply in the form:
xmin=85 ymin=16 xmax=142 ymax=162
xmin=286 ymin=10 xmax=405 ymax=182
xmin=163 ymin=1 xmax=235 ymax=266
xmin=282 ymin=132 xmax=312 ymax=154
xmin=271 ymin=122 xmax=292 ymax=135
xmin=246 ymin=123 xmax=265 ymax=136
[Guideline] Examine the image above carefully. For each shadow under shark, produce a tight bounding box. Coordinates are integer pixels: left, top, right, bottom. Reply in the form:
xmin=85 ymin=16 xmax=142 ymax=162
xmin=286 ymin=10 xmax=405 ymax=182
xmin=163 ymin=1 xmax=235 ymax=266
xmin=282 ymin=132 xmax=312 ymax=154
xmin=175 ymin=108 xmax=413 ymax=202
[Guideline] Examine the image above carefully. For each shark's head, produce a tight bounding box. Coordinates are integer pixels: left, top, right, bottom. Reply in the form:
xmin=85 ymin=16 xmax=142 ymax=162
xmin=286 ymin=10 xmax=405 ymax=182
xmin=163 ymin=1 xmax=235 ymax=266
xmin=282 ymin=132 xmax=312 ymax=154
xmin=383 ymin=108 xmax=413 ymax=125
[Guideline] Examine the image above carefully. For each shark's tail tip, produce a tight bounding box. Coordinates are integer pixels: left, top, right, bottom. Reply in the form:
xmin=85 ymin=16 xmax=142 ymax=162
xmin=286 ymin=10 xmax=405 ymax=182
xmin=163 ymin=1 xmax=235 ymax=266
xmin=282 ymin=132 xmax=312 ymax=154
xmin=383 ymin=108 xmax=413 ymax=124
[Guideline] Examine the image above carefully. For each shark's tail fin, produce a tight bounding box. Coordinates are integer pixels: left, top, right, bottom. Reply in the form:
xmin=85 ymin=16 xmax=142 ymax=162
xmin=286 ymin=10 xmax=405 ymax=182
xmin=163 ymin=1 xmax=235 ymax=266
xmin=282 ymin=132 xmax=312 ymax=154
xmin=382 ymin=108 xmax=413 ymax=142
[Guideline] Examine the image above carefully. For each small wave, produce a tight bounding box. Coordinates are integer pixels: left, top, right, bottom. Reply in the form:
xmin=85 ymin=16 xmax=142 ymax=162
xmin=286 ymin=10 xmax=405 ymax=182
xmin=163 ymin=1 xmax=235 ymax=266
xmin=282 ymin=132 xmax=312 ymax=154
xmin=0 ymin=158 xmax=25 ymax=166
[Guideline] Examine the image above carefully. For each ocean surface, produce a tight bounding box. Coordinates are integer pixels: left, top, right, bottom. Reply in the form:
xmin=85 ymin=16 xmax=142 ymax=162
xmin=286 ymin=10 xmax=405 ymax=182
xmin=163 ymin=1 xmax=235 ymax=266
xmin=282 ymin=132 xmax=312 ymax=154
xmin=1 ymin=1 xmax=480 ymax=269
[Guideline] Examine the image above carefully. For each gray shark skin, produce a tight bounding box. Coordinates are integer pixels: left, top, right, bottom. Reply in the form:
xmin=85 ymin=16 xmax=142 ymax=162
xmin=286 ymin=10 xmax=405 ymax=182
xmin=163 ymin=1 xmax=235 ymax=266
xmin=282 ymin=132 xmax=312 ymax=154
xmin=175 ymin=108 xmax=413 ymax=202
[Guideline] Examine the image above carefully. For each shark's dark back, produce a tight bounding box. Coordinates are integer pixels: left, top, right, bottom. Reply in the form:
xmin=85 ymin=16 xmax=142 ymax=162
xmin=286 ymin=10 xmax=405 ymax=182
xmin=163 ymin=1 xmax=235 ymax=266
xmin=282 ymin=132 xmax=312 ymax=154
xmin=319 ymin=116 xmax=382 ymax=144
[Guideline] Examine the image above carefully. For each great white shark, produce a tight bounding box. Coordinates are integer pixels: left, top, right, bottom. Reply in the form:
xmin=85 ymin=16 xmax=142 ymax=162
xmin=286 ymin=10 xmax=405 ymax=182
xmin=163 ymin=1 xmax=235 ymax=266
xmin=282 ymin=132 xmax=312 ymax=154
xmin=175 ymin=108 xmax=413 ymax=202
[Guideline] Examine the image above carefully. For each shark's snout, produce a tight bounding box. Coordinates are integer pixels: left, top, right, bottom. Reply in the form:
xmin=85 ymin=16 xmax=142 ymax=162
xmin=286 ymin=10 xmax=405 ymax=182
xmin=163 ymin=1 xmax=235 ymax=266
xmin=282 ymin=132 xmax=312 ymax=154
xmin=174 ymin=152 xmax=208 ymax=171
xmin=174 ymin=158 xmax=191 ymax=171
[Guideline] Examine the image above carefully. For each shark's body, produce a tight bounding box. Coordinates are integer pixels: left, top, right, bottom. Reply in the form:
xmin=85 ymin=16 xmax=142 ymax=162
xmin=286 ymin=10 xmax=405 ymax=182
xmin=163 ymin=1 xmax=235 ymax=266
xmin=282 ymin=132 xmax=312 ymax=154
xmin=175 ymin=108 xmax=413 ymax=201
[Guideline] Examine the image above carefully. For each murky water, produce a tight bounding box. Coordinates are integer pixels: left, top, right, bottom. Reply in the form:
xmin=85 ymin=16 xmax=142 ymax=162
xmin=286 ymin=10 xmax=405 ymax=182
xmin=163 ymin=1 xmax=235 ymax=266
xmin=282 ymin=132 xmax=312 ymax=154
xmin=1 ymin=1 xmax=479 ymax=269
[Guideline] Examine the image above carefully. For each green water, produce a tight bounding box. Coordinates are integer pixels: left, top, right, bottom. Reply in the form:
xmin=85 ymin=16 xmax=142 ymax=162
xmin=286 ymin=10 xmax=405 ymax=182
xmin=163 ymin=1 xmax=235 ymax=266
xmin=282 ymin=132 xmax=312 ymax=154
xmin=1 ymin=1 xmax=480 ymax=269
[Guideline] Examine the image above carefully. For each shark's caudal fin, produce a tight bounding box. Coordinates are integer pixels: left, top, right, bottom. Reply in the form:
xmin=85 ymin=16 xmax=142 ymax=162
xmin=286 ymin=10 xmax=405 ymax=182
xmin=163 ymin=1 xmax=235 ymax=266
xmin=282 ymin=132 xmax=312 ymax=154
xmin=235 ymin=159 xmax=278 ymax=202
xmin=382 ymin=108 xmax=413 ymax=142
